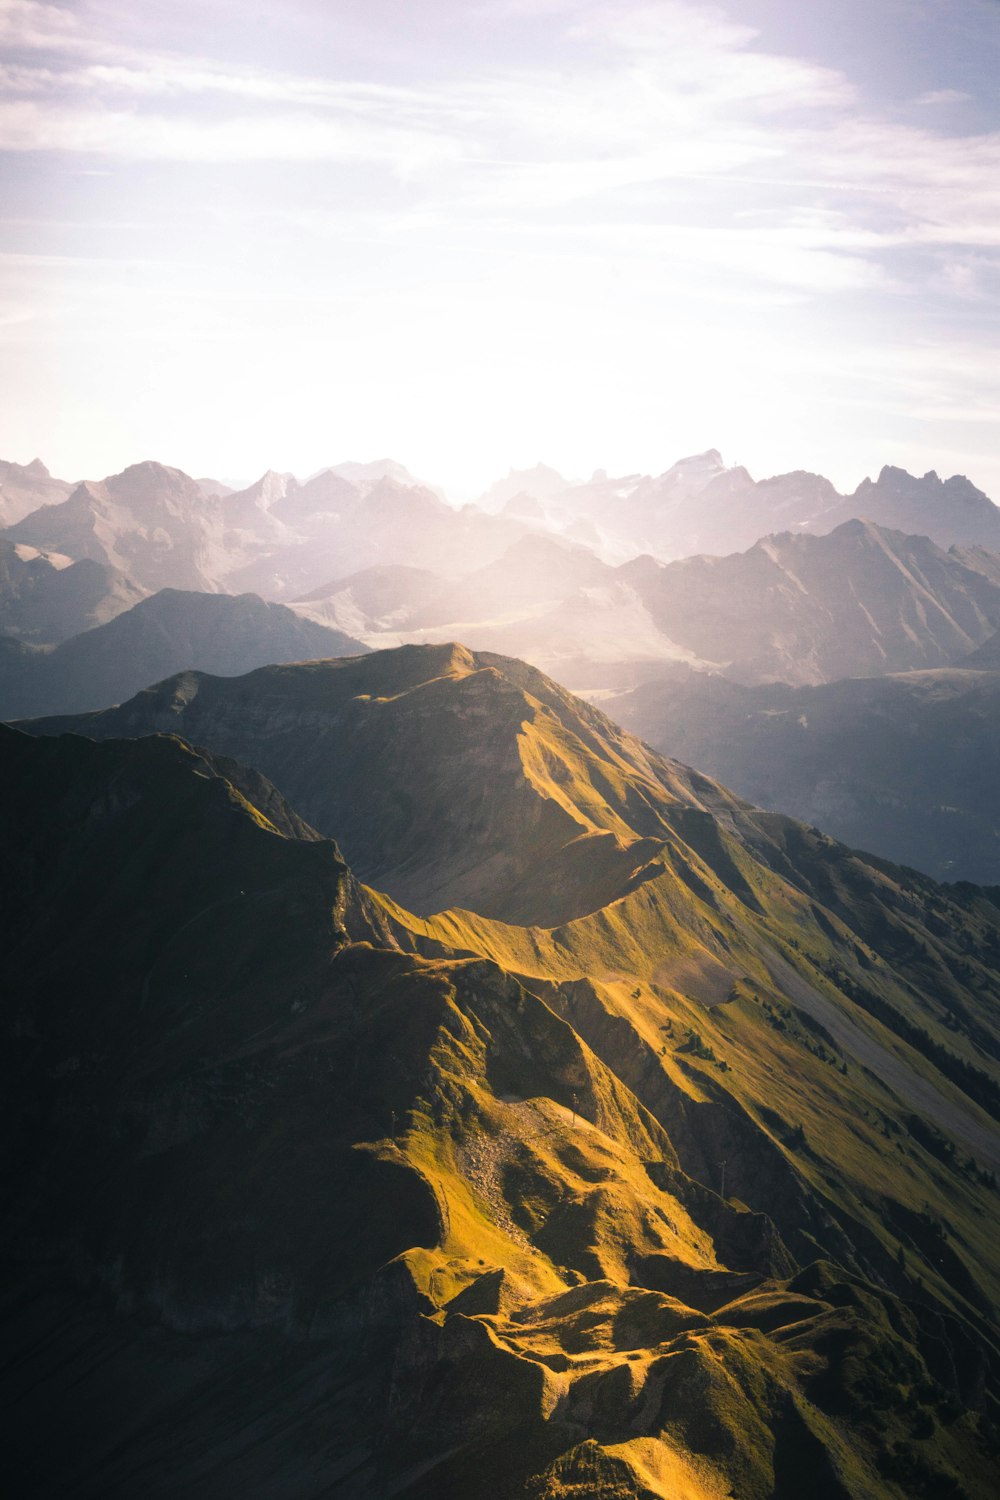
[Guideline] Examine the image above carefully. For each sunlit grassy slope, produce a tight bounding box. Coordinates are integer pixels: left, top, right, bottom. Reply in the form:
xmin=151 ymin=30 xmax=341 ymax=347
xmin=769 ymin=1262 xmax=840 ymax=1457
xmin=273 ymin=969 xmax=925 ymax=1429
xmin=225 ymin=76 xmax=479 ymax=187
xmin=12 ymin=644 xmax=1000 ymax=1498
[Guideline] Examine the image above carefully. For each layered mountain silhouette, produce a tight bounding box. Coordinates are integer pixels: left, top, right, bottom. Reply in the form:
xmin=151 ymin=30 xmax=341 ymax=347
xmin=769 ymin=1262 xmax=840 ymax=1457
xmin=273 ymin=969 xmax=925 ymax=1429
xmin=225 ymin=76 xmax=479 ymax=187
xmin=7 ymin=644 xmax=1000 ymax=1497
xmin=0 ymin=588 xmax=367 ymax=719
xmin=4 ymin=459 xmax=534 ymax=603
xmin=490 ymin=453 xmax=1000 ymax=562
xmin=6 ymin=461 xmax=227 ymax=593
xmin=0 ymin=536 xmax=145 ymax=644
xmin=290 ymin=522 xmax=1000 ymax=690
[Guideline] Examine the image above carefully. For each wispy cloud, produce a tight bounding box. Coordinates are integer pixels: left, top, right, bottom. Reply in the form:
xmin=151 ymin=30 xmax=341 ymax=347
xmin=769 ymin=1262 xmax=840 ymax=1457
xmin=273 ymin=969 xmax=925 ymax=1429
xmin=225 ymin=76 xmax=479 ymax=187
xmin=1 ymin=0 xmax=998 ymax=495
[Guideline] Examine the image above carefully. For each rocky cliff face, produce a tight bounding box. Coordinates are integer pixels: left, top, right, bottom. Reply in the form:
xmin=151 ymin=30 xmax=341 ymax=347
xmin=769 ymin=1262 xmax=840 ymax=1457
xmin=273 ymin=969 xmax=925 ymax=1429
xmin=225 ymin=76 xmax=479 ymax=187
xmin=625 ymin=519 xmax=1000 ymax=685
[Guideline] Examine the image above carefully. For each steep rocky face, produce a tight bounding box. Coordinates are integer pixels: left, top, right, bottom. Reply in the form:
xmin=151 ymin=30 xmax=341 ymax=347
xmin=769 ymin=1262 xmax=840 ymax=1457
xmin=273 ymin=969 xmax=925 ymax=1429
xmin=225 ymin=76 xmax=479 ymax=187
xmin=626 ymin=520 xmax=1000 ymax=685
xmin=4 ymin=721 xmax=999 ymax=1499
xmin=0 ymin=537 xmax=146 ymax=644
xmin=0 ymin=457 xmax=73 ymax=526
xmin=6 ymin=462 xmax=227 ymax=593
xmin=0 ymin=587 xmax=369 ymax=719
xmin=600 ymin=664 xmax=1000 ymax=885
xmin=826 ymin=467 xmax=1000 ymax=551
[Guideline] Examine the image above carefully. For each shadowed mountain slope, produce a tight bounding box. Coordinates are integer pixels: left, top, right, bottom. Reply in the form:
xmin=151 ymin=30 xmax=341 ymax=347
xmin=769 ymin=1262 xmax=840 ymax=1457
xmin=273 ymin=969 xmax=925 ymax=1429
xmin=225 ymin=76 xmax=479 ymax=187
xmin=25 ymin=647 xmax=1000 ymax=1181
xmin=22 ymin=642 xmax=760 ymax=923
xmin=4 ymin=719 xmax=1000 ymax=1498
xmin=0 ymin=588 xmax=369 ymax=719
xmin=600 ymin=665 xmax=1000 ymax=886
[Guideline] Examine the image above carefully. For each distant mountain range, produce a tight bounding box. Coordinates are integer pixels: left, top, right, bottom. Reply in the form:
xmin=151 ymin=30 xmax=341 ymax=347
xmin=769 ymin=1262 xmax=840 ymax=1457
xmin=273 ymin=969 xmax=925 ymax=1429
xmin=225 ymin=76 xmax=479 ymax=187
xmin=11 ymin=644 xmax=1000 ymax=1495
xmin=0 ymin=588 xmax=367 ymax=719
xmin=3 ymin=459 xmax=533 ymax=601
xmin=483 ymin=451 xmax=1000 ymax=562
xmin=291 ymin=521 xmax=1000 ymax=690
xmin=0 ymin=536 xmax=145 ymax=644
xmin=7 ymin=512 xmax=1000 ymax=723
xmin=627 ymin=519 xmax=1000 ymax=686
xmin=6 ymin=450 xmax=1000 ymax=594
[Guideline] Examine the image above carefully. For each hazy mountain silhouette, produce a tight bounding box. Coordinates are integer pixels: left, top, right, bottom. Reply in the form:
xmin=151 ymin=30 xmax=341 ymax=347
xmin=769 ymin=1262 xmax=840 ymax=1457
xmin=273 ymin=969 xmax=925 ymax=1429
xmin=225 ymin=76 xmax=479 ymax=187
xmin=0 ymin=457 xmax=72 ymax=526
xmin=0 ymin=587 xmax=367 ymax=719
xmin=0 ymin=536 xmax=145 ymax=644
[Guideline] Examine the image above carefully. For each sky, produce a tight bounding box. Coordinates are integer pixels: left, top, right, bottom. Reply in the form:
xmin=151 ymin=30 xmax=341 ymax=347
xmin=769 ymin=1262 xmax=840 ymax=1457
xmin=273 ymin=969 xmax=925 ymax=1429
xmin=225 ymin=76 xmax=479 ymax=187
xmin=1 ymin=0 xmax=998 ymax=500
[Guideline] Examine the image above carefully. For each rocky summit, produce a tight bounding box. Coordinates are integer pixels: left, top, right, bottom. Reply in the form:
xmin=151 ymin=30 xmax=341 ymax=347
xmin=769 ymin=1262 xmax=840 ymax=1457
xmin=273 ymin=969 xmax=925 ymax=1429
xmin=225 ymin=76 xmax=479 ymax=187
xmin=7 ymin=643 xmax=1000 ymax=1498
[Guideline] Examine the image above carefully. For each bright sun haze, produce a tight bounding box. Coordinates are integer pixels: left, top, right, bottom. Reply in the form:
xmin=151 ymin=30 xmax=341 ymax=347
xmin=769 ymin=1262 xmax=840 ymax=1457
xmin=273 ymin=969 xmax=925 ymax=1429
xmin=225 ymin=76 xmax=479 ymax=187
xmin=1 ymin=0 xmax=998 ymax=497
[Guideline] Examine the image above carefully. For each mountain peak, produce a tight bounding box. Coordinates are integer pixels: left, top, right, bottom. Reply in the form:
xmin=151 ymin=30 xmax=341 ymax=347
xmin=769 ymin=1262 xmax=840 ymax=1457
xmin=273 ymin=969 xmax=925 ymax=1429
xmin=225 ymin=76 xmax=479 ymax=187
xmin=327 ymin=459 xmax=417 ymax=488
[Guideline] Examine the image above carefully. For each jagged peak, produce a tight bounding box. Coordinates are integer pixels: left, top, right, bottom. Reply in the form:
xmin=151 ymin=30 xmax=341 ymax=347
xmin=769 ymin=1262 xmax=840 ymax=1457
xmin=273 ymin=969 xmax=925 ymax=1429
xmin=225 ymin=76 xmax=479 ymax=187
xmin=667 ymin=447 xmax=724 ymax=470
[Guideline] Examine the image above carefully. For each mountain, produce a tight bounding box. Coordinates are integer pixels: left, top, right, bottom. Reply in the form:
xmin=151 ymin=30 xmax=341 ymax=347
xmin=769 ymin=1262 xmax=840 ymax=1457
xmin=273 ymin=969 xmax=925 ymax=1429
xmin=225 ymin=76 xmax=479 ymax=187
xmin=0 ymin=456 xmax=72 ymax=526
xmin=218 ymin=474 xmax=536 ymax=600
xmin=289 ymin=522 xmax=1000 ymax=693
xmin=9 ymin=648 xmax=1000 ymax=1497
xmin=5 ymin=460 xmax=228 ymax=593
xmin=512 ymin=456 xmax=1000 ymax=565
xmin=291 ymin=534 xmax=613 ymax=639
xmin=479 ymin=462 xmax=574 ymax=512
xmin=195 ymin=475 xmax=235 ymax=498
xmin=0 ymin=536 xmax=145 ymax=644
xmin=627 ymin=519 xmax=1000 ymax=685
xmin=4 ymin=459 xmax=533 ymax=604
xmin=326 ymin=457 xmax=422 ymax=487
xmin=600 ymin=664 xmax=1000 ymax=885
xmin=822 ymin=467 xmax=1000 ymax=552
xmin=960 ymin=627 xmax=1000 ymax=667
xmin=529 ymin=452 xmax=842 ymax=563
xmin=0 ymin=588 xmax=368 ymax=719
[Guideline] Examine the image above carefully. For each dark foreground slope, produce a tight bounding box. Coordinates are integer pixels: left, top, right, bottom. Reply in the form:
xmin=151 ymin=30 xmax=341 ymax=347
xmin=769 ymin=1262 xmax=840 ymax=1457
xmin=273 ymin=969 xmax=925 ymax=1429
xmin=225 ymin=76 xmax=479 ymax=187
xmin=599 ymin=664 xmax=1000 ymax=885
xmin=9 ymin=647 xmax=1000 ymax=1498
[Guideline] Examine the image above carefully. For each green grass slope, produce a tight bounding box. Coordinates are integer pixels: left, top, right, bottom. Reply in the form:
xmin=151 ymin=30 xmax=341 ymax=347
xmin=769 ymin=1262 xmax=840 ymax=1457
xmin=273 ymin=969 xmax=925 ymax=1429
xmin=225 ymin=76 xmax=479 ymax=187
xmin=3 ymin=723 xmax=998 ymax=1498
xmin=10 ymin=642 xmax=1000 ymax=1495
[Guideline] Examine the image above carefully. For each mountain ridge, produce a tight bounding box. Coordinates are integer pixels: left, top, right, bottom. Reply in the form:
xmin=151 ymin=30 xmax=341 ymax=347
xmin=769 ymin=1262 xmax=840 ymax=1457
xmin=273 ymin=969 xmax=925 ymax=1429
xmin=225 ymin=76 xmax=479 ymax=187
xmin=6 ymin=646 xmax=1000 ymax=1496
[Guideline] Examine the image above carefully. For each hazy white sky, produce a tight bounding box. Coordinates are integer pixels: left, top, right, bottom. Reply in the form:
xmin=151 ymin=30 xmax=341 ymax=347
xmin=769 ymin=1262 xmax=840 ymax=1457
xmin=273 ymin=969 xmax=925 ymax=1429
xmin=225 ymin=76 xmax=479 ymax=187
xmin=1 ymin=0 xmax=998 ymax=499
